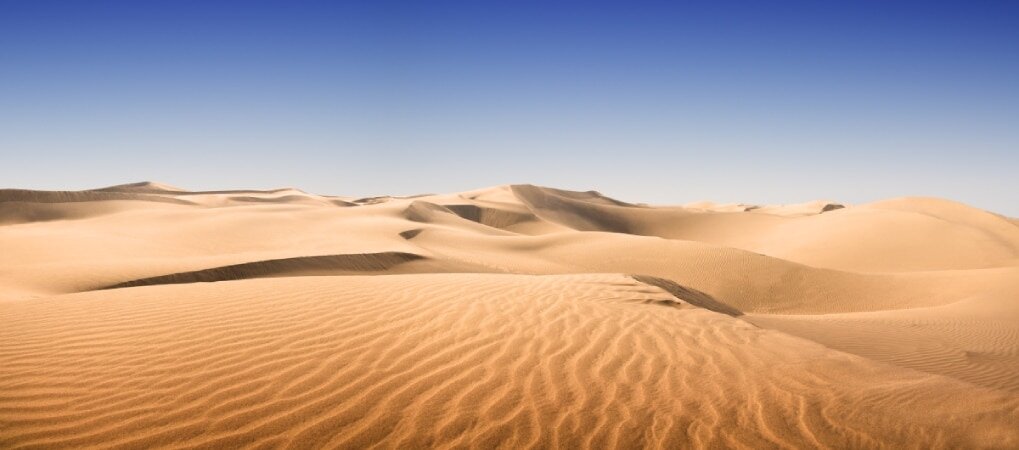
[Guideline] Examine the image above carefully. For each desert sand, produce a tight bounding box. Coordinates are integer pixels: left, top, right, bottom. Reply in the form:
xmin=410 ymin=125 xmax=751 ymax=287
xmin=1 ymin=182 xmax=1018 ymax=449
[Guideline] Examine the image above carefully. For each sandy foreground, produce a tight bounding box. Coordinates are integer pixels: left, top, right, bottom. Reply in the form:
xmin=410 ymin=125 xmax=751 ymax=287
xmin=1 ymin=182 xmax=1018 ymax=449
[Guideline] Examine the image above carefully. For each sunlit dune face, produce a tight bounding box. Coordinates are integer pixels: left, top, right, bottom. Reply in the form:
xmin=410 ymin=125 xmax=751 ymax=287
xmin=2 ymin=184 xmax=1018 ymax=448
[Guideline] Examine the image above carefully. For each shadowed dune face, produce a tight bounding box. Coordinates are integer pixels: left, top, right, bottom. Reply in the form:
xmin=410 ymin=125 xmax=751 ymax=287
xmin=0 ymin=201 xmax=129 ymax=225
xmin=631 ymin=275 xmax=743 ymax=317
xmin=443 ymin=204 xmax=537 ymax=229
xmin=0 ymin=188 xmax=195 ymax=205
xmin=1 ymin=183 xmax=1018 ymax=448
xmin=103 ymin=252 xmax=426 ymax=289
xmin=510 ymin=184 xmax=636 ymax=233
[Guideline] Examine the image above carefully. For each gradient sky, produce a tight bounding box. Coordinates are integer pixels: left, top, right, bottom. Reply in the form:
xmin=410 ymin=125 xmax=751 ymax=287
xmin=2 ymin=1 xmax=1017 ymax=214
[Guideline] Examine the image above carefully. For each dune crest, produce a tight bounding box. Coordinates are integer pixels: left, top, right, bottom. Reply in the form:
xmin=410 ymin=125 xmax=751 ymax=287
xmin=2 ymin=183 xmax=1017 ymax=448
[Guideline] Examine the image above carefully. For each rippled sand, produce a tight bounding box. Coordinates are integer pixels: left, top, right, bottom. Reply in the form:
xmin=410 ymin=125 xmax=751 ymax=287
xmin=2 ymin=182 xmax=1017 ymax=448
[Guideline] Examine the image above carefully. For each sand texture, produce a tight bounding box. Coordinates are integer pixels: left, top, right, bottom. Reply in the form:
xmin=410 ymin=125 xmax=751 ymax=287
xmin=2 ymin=183 xmax=1018 ymax=449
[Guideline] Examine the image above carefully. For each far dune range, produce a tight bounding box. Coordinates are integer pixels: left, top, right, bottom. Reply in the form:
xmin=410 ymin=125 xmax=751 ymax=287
xmin=2 ymin=182 xmax=1018 ymax=449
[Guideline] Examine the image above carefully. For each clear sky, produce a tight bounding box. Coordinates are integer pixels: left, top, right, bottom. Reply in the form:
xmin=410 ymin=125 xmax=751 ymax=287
xmin=2 ymin=1 xmax=1017 ymax=214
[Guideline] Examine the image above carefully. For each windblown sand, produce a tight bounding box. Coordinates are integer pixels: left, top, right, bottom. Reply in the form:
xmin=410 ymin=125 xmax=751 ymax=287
xmin=2 ymin=182 xmax=1018 ymax=449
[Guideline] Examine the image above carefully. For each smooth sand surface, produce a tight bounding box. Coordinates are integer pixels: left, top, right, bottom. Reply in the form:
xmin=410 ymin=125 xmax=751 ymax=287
xmin=2 ymin=183 xmax=1018 ymax=449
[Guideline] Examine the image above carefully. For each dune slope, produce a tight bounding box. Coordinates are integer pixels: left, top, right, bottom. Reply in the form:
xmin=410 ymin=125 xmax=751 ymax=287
xmin=1 ymin=183 xmax=1017 ymax=449
xmin=2 ymin=274 xmax=1017 ymax=449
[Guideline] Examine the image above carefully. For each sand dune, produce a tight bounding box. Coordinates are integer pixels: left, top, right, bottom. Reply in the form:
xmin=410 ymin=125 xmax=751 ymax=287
xmin=0 ymin=188 xmax=194 ymax=207
xmin=506 ymin=187 xmax=1019 ymax=272
xmin=747 ymin=294 xmax=1019 ymax=394
xmin=104 ymin=252 xmax=427 ymax=289
xmin=3 ymin=275 xmax=1017 ymax=449
xmin=1 ymin=183 xmax=1017 ymax=448
xmin=94 ymin=181 xmax=187 ymax=193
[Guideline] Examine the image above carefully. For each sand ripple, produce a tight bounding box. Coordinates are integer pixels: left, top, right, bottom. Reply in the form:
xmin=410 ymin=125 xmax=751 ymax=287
xmin=2 ymin=274 xmax=1016 ymax=449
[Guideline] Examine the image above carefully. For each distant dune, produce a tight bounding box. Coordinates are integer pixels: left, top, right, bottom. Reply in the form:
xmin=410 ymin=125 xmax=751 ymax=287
xmin=2 ymin=183 xmax=1017 ymax=449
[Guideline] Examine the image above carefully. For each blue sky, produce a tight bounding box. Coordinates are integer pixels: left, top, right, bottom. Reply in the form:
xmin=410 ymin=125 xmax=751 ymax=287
xmin=2 ymin=1 xmax=1017 ymax=214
